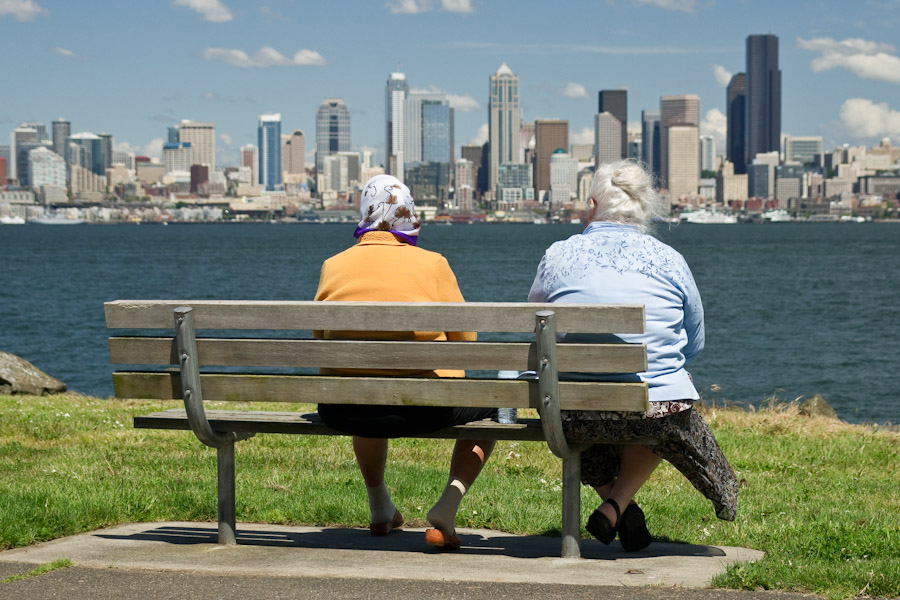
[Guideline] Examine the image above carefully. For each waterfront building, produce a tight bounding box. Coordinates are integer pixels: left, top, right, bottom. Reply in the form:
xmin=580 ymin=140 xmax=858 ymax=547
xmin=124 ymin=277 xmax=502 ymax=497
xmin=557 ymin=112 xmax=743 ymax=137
xmin=700 ymin=135 xmax=717 ymax=173
xmin=66 ymin=132 xmax=105 ymax=177
xmin=775 ymin=163 xmax=804 ymax=208
xmin=595 ymin=112 xmax=622 ymax=168
xmin=455 ymin=158 xmax=475 ymax=212
xmin=241 ymin=145 xmax=258 ymax=187
xmin=746 ymin=34 xmax=781 ymax=166
xmin=784 ymin=136 xmax=823 ymax=167
xmin=534 ymin=119 xmax=568 ymax=198
xmin=106 ymin=163 xmax=132 ymax=189
xmin=9 ymin=126 xmax=39 ymax=182
xmin=666 ymin=125 xmax=700 ymax=203
xmin=258 ymin=113 xmax=283 ymax=191
xmin=488 ymin=63 xmax=521 ymax=193
xmin=598 ymin=90 xmax=627 ymax=159
xmin=69 ymin=161 xmax=106 ymax=196
xmin=496 ymin=162 xmax=534 ymax=211
xmin=52 ymin=119 xmax=70 ymax=158
xmin=135 ymin=161 xmax=166 ymax=185
xmin=177 ymin=121 xmax=216 ymax=171
xmin=461 ymin=144 xmax=485 ymax=197
xmin=406 ymin=161 xmax=451 ymax=205
xmin=641 ymin=110 xmax=661 ymax=181
xmin=163 ymin=142 xmax=192 ymax=174
xmin=386 ymin=72 xmax=409 ymax=179
xmin=316 ymin=98 xmax=351 ymax=174
xmin=749 ymin=151 xmax=779 ymax=199
xmin=282 ymin=130 xmax=305 ymax=177
xmin=660 ymin=95 xmax=699 ymax=191
xmin=550 ymin=151 xmax=578 ymax=206
xmin=15 ymin=142 xmax=47 ymax=188
xmin=28 ymin=146 xmax=66 ymax=189
xmin=824 ymin=178 xmax=853 ymax=198
xmin=716 ymin=160 xmax=748 ymax=204
xmin=726 ymin=73 xmax=747 ymax=173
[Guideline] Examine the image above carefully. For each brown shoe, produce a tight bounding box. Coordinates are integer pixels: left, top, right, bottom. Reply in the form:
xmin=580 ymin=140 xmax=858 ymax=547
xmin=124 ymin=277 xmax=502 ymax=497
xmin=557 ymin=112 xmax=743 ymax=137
xmin=425 ymin=528 xmax=461 ymax=550
xmin=369 ymin=510 xmax=404 ymax=536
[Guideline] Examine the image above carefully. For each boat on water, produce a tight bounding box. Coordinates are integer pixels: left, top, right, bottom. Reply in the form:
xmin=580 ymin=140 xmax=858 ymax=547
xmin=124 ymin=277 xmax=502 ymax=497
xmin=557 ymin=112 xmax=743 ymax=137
xmin=679 ymin=209 xmax=738 ymax=224
xmin=762 ymin=209 xmax=792 ymax=222
xmin=0 ymin=215 xmax=26 ymax=225
xmin=27 ymin=213 xmax=87 ymax=225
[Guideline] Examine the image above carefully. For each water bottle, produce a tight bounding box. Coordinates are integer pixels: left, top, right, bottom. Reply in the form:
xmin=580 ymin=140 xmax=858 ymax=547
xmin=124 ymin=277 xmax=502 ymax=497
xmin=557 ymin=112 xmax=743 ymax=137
xmin=496 ymin=371 xmax=519 ymax=424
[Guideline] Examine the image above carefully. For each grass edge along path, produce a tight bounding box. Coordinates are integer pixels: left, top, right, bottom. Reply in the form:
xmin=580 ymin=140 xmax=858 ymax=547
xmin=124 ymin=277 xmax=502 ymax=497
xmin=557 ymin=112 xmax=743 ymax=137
xmin=1 ymin=393 xmax=898 ymax=600
xmin=0 ymin=558 xmax=73 ymax=584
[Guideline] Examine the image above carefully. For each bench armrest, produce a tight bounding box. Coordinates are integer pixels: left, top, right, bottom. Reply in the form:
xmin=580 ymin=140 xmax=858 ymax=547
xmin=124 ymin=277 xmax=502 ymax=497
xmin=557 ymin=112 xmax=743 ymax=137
xmin=536 ymin=311 xmax=586 ymax=459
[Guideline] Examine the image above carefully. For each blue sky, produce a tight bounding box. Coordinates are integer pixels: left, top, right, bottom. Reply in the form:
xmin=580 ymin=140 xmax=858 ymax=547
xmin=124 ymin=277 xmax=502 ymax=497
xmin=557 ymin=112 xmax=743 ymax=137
xmin=3 ymin=0 xmax=900 ymax=167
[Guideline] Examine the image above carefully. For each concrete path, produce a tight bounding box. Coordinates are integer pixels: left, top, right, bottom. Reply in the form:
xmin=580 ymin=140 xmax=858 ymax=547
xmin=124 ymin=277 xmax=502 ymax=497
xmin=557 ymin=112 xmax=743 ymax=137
xmin=0 ymin=521 xmax=772 ymax=598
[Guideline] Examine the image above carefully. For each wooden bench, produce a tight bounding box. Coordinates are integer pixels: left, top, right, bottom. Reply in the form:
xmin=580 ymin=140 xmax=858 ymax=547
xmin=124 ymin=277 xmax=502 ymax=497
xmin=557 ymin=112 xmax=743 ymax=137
xmin=105 ymin=300 xmax=650 ymax=558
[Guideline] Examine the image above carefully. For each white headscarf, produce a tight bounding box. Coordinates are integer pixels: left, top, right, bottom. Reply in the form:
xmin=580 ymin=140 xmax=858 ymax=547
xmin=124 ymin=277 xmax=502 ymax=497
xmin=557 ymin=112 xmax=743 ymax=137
xmin=354 ymin=174 xmax=421 ymax=245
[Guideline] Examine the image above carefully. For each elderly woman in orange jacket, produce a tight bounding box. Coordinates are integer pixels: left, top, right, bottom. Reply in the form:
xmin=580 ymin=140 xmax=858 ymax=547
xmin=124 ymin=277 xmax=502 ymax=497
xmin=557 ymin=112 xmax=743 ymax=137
xmin=315 ymin=174 xmax=495 ymax=550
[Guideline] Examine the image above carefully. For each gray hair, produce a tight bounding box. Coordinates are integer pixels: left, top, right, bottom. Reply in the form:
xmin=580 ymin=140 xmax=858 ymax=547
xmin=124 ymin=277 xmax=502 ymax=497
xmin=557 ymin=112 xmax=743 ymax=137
xmin=588 ymin=159 xmax=661 ymax=230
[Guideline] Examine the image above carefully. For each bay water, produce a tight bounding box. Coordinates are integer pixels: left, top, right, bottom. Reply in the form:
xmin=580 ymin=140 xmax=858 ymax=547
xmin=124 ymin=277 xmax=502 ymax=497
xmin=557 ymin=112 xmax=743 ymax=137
xmin=1 ymin=221 xmax=897 ymax=424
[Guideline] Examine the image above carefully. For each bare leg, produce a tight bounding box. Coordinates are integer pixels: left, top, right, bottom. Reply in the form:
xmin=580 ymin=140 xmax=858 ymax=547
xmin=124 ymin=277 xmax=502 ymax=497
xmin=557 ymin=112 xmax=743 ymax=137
xmin=352 ymin=436 xmax=399 ymax=528
xmin=593 ymin=445 xmax=661 ymax=526
xmin=426 ymin=439 xmax=495 ymax=540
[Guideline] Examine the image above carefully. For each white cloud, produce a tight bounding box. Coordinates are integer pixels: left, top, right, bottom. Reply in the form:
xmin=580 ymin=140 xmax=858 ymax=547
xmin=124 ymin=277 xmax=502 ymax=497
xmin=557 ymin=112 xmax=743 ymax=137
xmin=571 ymin=126 xmax=594 ymax=145
xmin=561 ymin=82 xmax=588 ymax=99
xmin=387 ymin=0 xmax=473 ymax=13
xmin=712 ymin=64 xmax=732 ymax=87
xmin=797 ymin=37 xmax=900 ymax=84
xmin=204 ymin=46 xmax=327 ymax=68
xmin=700 ymin=108 xmax=727 ymax=148
xmin=172 ymin=0 xmax=233 ymax=22
xmin=220 ymin=133 xmax=233 ymax=145
xmin=0 ymin=0 xmax=47 ymax=21
xmin=52 ymin=47 xmax=80 ymax=59
xmin=116 ymin=138 xmax=165 ymax=159
xmin=441 ymin=0 xmax=473 ymax=12
xmin=470 ymin=123 xmax=489 ymax=146
xmin=633 ymin=0 xmax=696 ymax=12
xmin=411 ymin=85 xmax=480 ymax=112
xmin=839 ymin=98 xmax=900 ymax=142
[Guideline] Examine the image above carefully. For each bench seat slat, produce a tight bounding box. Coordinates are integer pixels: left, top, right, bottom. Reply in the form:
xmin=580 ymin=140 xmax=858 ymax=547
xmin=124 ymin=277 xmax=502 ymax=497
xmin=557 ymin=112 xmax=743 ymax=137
xmin=114 ymin=372 xmax=649 ymax=412
xmin=109 ymin=337 xmax=647 ymax=374
xmin=105 ymin=301 xmax=645 ymax=334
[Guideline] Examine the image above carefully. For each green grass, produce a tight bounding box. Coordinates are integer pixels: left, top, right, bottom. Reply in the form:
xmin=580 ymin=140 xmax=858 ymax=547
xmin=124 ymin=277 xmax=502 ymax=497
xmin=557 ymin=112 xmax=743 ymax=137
xmin=0 ymin=559 xmax=72 ymax=584
xmin=1 ymin=394 xmax=898 ymax=599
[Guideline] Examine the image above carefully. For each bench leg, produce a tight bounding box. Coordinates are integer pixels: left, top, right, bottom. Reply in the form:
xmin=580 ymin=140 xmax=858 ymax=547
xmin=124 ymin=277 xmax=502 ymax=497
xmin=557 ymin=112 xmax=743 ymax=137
xmin=217 ymin=442 xmax=237 ymax=545
xmin=561 ymin=454 xmax=582 ymax=558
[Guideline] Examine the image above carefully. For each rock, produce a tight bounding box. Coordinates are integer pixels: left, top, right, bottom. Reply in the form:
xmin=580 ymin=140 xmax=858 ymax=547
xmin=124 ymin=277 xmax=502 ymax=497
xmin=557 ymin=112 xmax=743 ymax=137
xmin=0 ymin=351 xmax=67 ymax=396
xmin=799 ymin=394 xmax=838 ymax=419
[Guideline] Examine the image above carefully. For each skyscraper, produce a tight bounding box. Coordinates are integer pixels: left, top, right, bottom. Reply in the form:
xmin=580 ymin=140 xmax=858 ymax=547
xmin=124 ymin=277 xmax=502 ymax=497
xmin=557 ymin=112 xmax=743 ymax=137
xmin=8 ymin=126 xmax=39 ymax=182
xmin=598 ymin=90 xmax=627 ymax=159
xmin=745 ymin=34 xmax=781 ymax=164
xmin=659 ymin=95 xmax=700 ymax=190
xmin=667 ymin=125 xmax=700 ymax=202
xmin=66 ymin=132 xmax=105 ymax=176
xmin=641 ymin=110 xmax=661 ymax=181
xmin=98 ymin=133 xmax=114 ymax=171
xmin=52 ymin=118 xmax=70 ymax=158
xmin=595 ymin=112 xmax=622 ymax=167
xmin=258 ymin=113 xmax=282 ymax=191
xmin=178 ymin=120 xmax=216 ymax=171
xmin=488 ymin=63 xmax=520 ymax=192
xmin=405 ymin=90 xmax=453 ymax=165
xmin=283 ymin=130 xmax=306 ymax=175
xmin=385 ymin=72 xmax=409 ymax=179
xmin=726 ymin=73 xmax=746 ymax=173
xmin=241 ymin=145 xmax=258 ymax=186
xmin=533 ymin=120 xmax=568 ymax=197
xmin=316 ymin=98 xmax=351 ymax=174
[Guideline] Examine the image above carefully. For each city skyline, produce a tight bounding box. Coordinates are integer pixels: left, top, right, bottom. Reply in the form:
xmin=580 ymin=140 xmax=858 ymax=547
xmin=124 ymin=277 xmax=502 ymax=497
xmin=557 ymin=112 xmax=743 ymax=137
xmin=2 ymin=0 xmax=900 ymax=167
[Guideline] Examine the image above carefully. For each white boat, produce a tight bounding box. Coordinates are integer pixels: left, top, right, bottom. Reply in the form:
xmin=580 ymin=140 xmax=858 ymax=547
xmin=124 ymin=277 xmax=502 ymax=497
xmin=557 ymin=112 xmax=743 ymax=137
xmin=679 ymin=209 xmax=738 ymax=224
xmin=762 ymin=209 xmax=792 ymax=222
xmin=27 ymin=212 xmax=86 ymax=225
xmin=0 ymin=215 xmax=26 ymax=225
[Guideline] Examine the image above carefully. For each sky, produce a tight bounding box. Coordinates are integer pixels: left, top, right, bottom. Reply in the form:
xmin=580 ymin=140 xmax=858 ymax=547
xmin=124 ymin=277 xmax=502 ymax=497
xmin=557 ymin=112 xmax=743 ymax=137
xmin=3 ymin=0 xmax=900 ymax=168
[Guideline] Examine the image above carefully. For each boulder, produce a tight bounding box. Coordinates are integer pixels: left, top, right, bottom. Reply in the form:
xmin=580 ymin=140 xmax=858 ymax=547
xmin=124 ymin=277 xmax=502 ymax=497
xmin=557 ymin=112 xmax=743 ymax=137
xmin=0 ymin=351 xmax=67 ymax=396
xmin=799 ymin=394 xmax=838 ymax=420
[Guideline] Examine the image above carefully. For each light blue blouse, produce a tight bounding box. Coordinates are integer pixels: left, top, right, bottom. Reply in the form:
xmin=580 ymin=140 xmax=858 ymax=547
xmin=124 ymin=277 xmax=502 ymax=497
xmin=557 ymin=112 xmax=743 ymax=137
xmin=527 ymin=221 xmax=704 ymax=402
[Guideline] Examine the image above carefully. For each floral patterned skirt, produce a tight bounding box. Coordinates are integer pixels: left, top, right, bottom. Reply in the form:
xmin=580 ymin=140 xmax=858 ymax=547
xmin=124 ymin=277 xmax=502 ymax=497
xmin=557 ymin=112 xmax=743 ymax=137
xmin=561 ymin=401 xmax=739 ymax=521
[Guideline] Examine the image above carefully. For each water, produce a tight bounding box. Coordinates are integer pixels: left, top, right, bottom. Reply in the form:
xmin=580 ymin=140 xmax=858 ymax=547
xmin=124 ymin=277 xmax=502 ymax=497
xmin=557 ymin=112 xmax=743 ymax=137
xmin=1 ymin=221 xmax=898 ymax=424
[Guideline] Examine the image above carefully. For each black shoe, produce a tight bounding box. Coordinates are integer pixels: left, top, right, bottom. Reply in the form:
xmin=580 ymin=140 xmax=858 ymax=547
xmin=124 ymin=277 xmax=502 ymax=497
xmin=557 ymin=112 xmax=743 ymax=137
xmin=586 ymin=498 xmax=621 ymax=545
xmin=618 ymin=503 xmax=651 ymax=552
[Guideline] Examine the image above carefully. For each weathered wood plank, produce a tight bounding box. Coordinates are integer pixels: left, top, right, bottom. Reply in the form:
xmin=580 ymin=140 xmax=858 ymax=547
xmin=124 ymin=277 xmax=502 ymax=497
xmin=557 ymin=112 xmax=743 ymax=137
xmin=113 ymin=372 xmax=649 ymax=412
xmin=108 ymin=337 xmax=647 ymax=373
xmin=104 ymin=300 xmax=645 ymax=334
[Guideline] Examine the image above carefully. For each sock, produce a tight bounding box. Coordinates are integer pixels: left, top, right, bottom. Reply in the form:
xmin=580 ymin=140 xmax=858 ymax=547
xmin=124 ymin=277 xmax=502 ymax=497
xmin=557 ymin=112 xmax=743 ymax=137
xmin=366 ymin=483 xmax=396 ymax=524
xmin=426 ymin=478 xmax=468 ymax=535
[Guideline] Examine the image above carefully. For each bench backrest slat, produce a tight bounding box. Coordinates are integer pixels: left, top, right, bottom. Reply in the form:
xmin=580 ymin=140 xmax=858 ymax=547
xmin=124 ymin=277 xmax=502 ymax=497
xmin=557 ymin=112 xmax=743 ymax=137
xmin=113 ymin=372 xmax=648 ymax=412
xmin=105 ymin=300 xmax=645 ymax=334
xmin=108 ymin=337 xmax=647 ymax=374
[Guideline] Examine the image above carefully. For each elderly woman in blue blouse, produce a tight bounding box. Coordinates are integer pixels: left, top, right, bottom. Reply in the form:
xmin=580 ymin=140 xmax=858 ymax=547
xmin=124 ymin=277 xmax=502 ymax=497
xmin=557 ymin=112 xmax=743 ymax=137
xmin=527 ymin=159 xmax=738 ymax=552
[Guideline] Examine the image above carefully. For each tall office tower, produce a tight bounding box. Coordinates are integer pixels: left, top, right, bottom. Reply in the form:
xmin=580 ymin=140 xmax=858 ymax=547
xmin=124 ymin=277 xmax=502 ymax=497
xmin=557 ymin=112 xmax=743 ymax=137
xmin=28 ymin=146 xmax=67 ymax=188
xmin=168 ymin=127 xmax=180 ymax=143
xmin=0 ymin=156 xmax=6 ymax=186
xmin=163 ymin=142 xmax=192 ymax=173
xmin=315 ymin=98 xmax=351 ymax=174
xmin=726 ymin=73 xmax=746 ymax=173
xmin=111 ymin=150 xmax=135 ymax=170
xmin=258 ymin=113 xmax=282 ymax=191
xmin=20 ymin=121 xmax=48 ymax=141
xmin=66 ymin=132 xmax=106 ymax=176
xmin=659 ymin=95 xmax=700 ymax=189
xmin=749 ymin=150 xmax=779 ymax=199
xmin=595 ymin=112 xmax=622 ymax=167
xmin=241 ymin=145 xmax=258 ymax=186
xmin=488 ymin=63 xmax=521 ymax=192
xmin=9 ymin=126 xmax=39 ymax=182
xmin=700 ymin=135 xmax=717 ymax=172
xmin=421 ymin=98 xmax=454 ymax=163
xmin=628 ymin=129 xmax=643 ymax=161
xmin=282 ymin=130 xmax=306 ymax=175
xmin=178 ymin=120 xmax=216 ymax=171
xmin=98 ymin=133 xmax=114 ymax=171
xmin=519 ymin=122 xmax=535 ymax=163
xmin=784 ymin=136 xmax=823 ymax=166
xmin=667 ymin=125 xmax=700 ymax=202
xmin=598 ymin=90 xmax=627 ymax=159
xmin=550 ymin=151 xmax=578 ymax=205
xmin=385 ymin=72 xmax=409 ymax=178
xmin=745 ymin=34 xmax=781 ymax=165
xmin=455 ymin=158 xmax=475 ymax=211
xmin=52 ymin=119 xmax=70 ymax=157
xmin=641 ymin=110 xmax=661 ymax=180
xmin=460 ymin=144 xmax=484 ymax=197
xmin=533 ymin=120 xmax=568 ymax=197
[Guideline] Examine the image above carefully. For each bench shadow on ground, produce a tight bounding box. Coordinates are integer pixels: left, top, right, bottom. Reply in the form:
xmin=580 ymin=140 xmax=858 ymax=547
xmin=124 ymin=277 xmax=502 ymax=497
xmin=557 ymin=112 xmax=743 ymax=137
xmin=95 ymin=525 xmax=726 ymax=560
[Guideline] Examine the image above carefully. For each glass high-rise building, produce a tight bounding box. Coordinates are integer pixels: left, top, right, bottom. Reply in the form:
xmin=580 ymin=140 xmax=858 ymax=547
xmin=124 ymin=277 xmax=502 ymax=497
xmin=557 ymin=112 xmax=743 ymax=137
xmin=641 ymin=110 xmax=661 ymax=181
xmin=726 ymin=73 xmax=746 ymax=173
xmin=52 ymin=118 xmax=70 ymax=158
xmin=385 ymin=73 xmax=409 ymax=178
xmin=745 ymin=34 xmax=781 ymax=165
xmin=66 ymin=132 xmax=105 ymax=177
xmin=488 ymin=63 xmax=520 ymax=193
xmin=421 ymin=99 xmax=453 ymax=163
xmin=598 ymin=90 xmax=627 ymax=159
xmin=258 ymin=114 xmax=283 ymax=191
xmin=316 ymin=98 xmax=351 ymax=174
